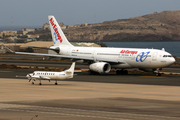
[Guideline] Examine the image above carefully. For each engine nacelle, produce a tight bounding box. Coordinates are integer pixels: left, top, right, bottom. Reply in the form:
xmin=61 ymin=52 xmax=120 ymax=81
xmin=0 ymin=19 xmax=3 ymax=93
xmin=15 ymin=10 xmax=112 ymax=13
xmin=49 ymin=46 xmax=60 ymax=54
xmin=89 ymin=62 xmax=111 ymax=73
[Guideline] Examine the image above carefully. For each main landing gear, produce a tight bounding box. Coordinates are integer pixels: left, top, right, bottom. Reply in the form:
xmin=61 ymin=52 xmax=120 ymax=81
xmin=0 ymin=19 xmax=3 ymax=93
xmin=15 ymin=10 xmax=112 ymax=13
xmin=88 ymin=70 xmax=100 ymax=75
xmin=55 ymin=81 xmax=58 ymax=85
xmin=154 ymin=68 xmax=162 ymax=76
xmin=156 ymin=73 xmax=161 ymax=76
xmin=39 ymin=80 xmax=42 ymax=85
xmin=116 ymin=69 xmax=128 ymax=75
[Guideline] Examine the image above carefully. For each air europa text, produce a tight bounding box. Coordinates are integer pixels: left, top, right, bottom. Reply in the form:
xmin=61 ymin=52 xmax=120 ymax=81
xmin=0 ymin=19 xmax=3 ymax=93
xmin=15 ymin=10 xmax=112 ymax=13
xmin=120 ymin=50 xmax=138 ymax=55
xmin=49 ymin=18 xmax=63 ymax=43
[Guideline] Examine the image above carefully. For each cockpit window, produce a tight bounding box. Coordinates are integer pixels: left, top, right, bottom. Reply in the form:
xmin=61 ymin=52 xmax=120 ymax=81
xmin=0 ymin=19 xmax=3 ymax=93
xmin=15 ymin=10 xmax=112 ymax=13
xmin=163 ymin=55 xmax=172 ymax=57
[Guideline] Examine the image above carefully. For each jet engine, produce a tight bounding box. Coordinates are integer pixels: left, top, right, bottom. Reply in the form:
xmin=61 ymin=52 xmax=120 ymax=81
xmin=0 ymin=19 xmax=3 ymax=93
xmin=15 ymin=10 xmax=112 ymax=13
xmin=89 ymin=62 xmax=111 ymax=73
xmin=49 ymin=46 xmax=60 ymax=53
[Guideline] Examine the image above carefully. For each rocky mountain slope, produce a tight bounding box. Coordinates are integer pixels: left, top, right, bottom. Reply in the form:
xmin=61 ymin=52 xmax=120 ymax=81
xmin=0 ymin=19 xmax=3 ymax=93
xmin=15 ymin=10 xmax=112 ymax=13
xmin=34 ymin=10 xmax=180 ymax=42
xmin=63 ymin=10 xmax=180 ymax=42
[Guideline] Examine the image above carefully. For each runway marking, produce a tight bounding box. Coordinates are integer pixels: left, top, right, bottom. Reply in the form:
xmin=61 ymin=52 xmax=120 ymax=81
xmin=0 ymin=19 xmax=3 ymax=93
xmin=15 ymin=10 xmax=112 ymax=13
xmin=140 ymin=76 xmax=166 ymax=78
xmin=1 ymin=103 xmax=180 ymax=120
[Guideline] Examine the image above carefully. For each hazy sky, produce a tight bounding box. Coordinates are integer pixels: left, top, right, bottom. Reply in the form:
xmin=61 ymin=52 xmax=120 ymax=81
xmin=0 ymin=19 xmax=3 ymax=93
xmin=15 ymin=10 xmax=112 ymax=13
xmin=0 ymin=0 xmax=180 ymax=27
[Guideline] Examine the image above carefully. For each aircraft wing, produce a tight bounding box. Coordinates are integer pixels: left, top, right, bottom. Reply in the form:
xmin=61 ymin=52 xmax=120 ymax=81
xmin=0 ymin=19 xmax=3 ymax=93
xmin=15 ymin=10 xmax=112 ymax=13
xmin=28 ymin=46 xmax=59 ymax=53
xmin=5 ymin=46 xmax=125 ymax=64
xmin=30 ymin=76 xmax=50 ymax=80
xmin=30 ymin=76 xmax=41 ymax=79
xmin=39 ymin=76 xmax=51 ymax=80
xmin=16 ymin=75 xmax=27 ymax=78
xmin=14 ymin=52 xmax=125 ymax=63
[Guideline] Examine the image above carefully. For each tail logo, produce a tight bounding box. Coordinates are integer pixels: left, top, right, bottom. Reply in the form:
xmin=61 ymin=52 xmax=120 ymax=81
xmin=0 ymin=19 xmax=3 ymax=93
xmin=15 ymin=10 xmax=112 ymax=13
xmin=136 ymin=51 xmax=150 ymax=62
xmin=53 ymin=31 xmax=57 ymax=44
xmin=49 ymin=18 xmax=63 ymax=43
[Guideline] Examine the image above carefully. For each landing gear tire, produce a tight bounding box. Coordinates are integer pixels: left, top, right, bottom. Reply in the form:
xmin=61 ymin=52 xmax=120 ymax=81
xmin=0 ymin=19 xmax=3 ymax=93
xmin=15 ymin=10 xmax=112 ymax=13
xmin=116 ymin=70 xmax=120 ymax=75
xmin=32 ymin=82 xmax=34 ymax=85
xmin=88 ymin=70 xmax=99 ymax=75
xmin=88 ymin=70 xmax=92 ymax=75
xmin=123 ymin=70 xmax=128 ymax=75
xmin=156 ymin=73 xmax=161 ymax=76
xmin=116 ymin=70 xmax=128 ymax=75
xmin=55 ymin=82 xmax=58 ymax=85
xmin=39 ymin=83 xmax=42 ymax=85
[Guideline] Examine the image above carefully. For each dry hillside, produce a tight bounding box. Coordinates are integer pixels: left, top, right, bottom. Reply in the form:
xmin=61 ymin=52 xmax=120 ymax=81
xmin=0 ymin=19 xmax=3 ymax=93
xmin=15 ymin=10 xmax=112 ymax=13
xmin=37 ymin=10 xmax=180 ymax=42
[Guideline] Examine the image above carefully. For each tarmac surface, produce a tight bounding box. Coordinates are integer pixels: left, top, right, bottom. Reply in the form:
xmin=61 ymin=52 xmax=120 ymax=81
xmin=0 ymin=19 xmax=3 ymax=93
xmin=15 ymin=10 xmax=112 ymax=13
xmin=0 ymin=67 xmax=180 ymax=120
xmin=1 ymin=59 xmax=180 ymax=73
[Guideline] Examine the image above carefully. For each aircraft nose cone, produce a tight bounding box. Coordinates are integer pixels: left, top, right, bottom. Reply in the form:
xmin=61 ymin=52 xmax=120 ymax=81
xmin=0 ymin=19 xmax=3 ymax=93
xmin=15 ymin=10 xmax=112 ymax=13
xmin=169 ymin=57 xmax=176 ymax=65
xmin=172 ymin=57 xmax=176 ymax=64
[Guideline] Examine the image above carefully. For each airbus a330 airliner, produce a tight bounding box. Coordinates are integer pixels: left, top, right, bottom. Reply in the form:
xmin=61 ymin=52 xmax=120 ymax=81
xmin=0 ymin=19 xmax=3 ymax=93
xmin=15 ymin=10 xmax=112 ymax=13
xmin=11 ymin=16 xmax=175 ymax=76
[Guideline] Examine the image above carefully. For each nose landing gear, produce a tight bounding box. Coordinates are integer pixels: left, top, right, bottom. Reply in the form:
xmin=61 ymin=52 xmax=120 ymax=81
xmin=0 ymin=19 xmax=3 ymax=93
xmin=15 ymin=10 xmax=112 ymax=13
xmin=156 ymin=73 xmax=161 ymax=76
xmin=155 ymin=68 xmax=162 ymax=76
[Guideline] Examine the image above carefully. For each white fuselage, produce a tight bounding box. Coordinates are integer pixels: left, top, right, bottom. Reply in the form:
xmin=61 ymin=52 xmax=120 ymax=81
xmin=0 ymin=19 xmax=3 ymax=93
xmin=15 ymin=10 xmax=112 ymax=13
xmin=25 ymin=62 xmax=75 ymax=85
xmin=29 ymin=71 xmax=72 ymax=80
xmin=59 ymin=46 xmax=175 ymax=69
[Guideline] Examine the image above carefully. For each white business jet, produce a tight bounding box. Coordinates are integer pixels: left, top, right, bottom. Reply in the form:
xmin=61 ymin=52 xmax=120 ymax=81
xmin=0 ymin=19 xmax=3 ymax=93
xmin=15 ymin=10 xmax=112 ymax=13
xmin=12 ymin=16 xmax=175 ymax=76
xmin=21 ymin=62 xmax=75 ymax=85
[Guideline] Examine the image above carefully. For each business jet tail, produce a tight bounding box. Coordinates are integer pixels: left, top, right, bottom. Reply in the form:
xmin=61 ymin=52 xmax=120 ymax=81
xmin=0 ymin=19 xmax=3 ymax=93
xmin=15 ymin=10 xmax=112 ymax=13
xmin=65 ymin=62 xmax=75 ymax=78
xmin=48 ymin=16 xmax=73 ymax=47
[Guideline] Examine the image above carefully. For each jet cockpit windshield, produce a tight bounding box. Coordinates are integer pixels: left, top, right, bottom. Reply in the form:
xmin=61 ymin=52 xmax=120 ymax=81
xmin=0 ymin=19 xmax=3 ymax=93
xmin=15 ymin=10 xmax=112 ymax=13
xmin=163 ymin=55 xmax=173 ymax=57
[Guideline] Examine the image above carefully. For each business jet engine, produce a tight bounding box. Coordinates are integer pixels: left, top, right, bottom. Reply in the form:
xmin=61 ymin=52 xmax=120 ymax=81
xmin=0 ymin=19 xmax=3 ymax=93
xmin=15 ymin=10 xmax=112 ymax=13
xmin=89 ymin=62 xmax=111 ymax=74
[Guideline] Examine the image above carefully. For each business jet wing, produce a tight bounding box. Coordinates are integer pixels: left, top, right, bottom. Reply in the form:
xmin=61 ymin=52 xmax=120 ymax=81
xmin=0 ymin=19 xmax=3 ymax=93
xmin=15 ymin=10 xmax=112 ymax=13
xmin=30 ymin=75 xmax=50 ymax=80
xmin=39 ymin=76 xmax=51 ymax=80
xmin=30 ymin=76 xmax=41 ymax=79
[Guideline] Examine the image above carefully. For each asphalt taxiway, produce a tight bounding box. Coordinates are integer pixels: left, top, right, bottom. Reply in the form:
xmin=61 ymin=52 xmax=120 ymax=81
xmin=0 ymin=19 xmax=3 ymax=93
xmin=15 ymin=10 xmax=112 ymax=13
xmin=1 ymin=59 xmax=180 ymax=72
xmin=0 ymin=68 xmax=180 ymax=120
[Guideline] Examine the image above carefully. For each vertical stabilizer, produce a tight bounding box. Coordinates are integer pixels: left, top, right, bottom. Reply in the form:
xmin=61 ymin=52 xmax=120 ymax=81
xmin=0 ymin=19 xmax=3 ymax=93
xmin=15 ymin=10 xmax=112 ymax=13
xmin=48 ymin=16 xmax=73 ymax=47
xmin=66 ymin=62 xmax=75 ymax=78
